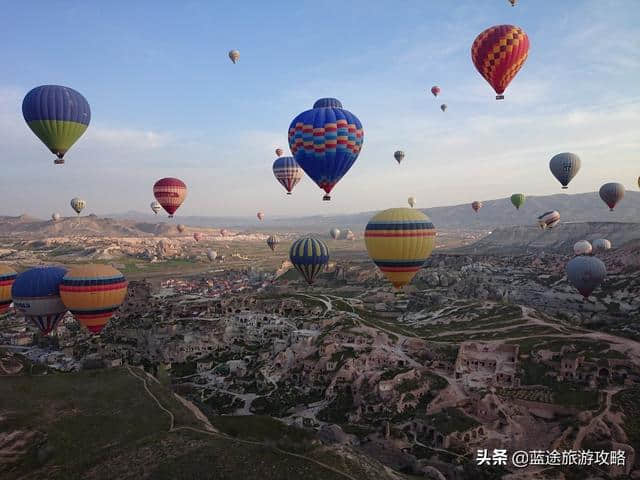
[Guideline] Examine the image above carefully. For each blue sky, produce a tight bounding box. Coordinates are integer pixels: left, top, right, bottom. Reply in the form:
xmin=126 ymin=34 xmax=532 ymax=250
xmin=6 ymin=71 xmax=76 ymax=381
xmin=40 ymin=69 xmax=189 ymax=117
xmin=1 ymin=0 xmax=639 ymax=218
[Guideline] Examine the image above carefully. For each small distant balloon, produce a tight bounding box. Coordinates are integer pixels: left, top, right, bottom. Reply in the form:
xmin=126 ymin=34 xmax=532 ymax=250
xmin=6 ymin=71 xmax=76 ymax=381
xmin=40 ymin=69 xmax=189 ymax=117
xmin=599 ymin=182 xmax=625 ymax=211
xmin=508 ymin=0 xmax=517 ymax=5
xmin=193 ymin=232 xmax=203 ymax=242
xmin=537 ymin=211 xmax=560 ymax=229
xmin=431 ymin=86 xmax=440 ymax=97
xmin=51 ymin=213 xmax=61 ymax=222
xmin=150 ymin=201 xmax=161 ymax=215
xmin=220 ymin=229 xmax=229 ymax=237
xmin=394 ymin=151 xmax=405 ymax=164
xmin=207 ymin=249 xmax=217 ymax=261
xmin=566 ymin=256 xmax=606 ymax=298
xmin=593 ymin=239 xmax=612 ymax=251
xmin=266 ymin=235 xmax=279 ymax=252
xmin=573 ymin=240 xmax=592 ymax=256
xmin=153 ymin=177 xmax=187 ymax=218
xmin=257 ymin=211 xmax=265 ymax=221
xmin=549 ymin=153 xmax=581 ymax=189
xmin=177 ymin=224 xmax=185 ymax=233
xmin=275 ymin=148 xmax=284 ymax=157
xmin=229 ymin=49 xmax=240 ymax=64
xmin=70 ymin=197 xmax=85 ymax=216
xmin=330 ymin=228 xmax=340 ymax=240
xmin=273 ymin=156 xmax=303 ymax=195
xmin=440 ymin=104 xmax=447 ymax=112
xmin=408 ymin=196 xmax=416 ymax=208
xmin=510 ymin=193 xmax=525 ymax=210
xmin=471 ymin=201 xmax=483 ymax=213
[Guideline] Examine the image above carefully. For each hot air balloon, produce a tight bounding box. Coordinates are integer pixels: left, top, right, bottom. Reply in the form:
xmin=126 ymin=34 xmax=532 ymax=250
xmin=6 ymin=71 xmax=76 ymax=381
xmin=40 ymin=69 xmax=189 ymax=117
xmin=177 ymin=224 xmax=186 ymax=233
xmin=365 ymin=208 xmax=436 ymax=289
xmin=150 ymin=201 xmax=161 ymax=215
xmin=330 ymin=228 xmax=341 ymax=240
xmin=537 ymin=211 xmax=560 ymax=229
xmin=275 ymin=148 xmax=284 ymax=157
xmin=22 ymin=85 xmax=91 ymax=164
xmin=12 ymin=266 xmax=67 ymax=335
xmin=289 ymin=236 xmax=329 ymax=285
xmin=153 ymin=177 xmax=187 ymax=217
xmin=408 ymin=196 xmax=416 ymax=208
xmin=637 ymin=176 xmax=639 ymax=189
xmin=394 ymin=151 xmax=405 ymax=164
xmin=471 ymin=25 xmax=530 ymax=100
xmin=70 ymin=197 xmax=85 ymax=216
xmin=599 ymin=182 xmax=625 ymax=211
xmin=344 ymin=230 xmax=355 ymax=241
xmin=59 ymin=264 xmax=128 ymax=334
xmin=288 ymin=98 xmax=364 ymax=201
xmin=440 ymin=104 xmax=447 ymax=112
xmin=266 ymin=235 xmax=279 ymax=252
xmin=566 ymin=256 xmax=606 ymax=298
xmin=573 ymin=240 xmax=592 ymax=256
xmin=508 ymin=0 xmax=517 ymax=5
xmin=257 ymin=211 xmax=265 ymax=221
xmin=593 ymin=239 xmax=612 ymax=251
xmin=510 ymin=193 xmax=525 ymax=210
xmin=549 ymin=153 xmax=581 ymax=189
xmin=207 ymin=249 xmax=217 ymax=261
xmin=431 ymin=86 xmax=440 ymax=97
xmin=193 ymin=232 xmax=203 ymax=242
xmin=471 ymin=201 xmax=483 ymax=213
xmin=273 ymin=156 xmax=304 ymax=195
xmin=0 ymin=265 xmax=17 ymax=316
xmin=51 ymin=213 xmax=61 ymax=222
xmin=229 ymin=49 xmax=240 ymax=64
xmin=220 ymin=229 xmax=229 ymax=237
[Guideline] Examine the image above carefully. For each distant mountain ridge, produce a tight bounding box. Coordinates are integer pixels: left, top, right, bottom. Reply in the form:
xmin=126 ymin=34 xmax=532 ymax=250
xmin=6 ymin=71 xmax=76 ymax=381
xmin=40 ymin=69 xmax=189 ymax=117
xmin=4 ymin=191 xmax=639 ymax=236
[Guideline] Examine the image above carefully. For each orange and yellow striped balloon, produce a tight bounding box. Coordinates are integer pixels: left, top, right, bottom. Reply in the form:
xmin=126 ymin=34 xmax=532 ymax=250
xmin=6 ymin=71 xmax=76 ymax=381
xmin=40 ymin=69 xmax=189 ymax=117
xmin=364 ymin=208 xmax=436 ymax=288
xmin=471 ymin=24 xmax=529 ymax=100
xmin=59 ymin=264 xmax=128 ymax=334
xmin=0 ymin=265 xmax=17 ymax=315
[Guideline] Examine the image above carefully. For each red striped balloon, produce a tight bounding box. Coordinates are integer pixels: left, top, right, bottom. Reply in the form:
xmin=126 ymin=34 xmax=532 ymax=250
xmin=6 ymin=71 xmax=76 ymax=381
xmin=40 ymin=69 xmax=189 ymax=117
xmin=153 ymin=178 xmax=187 ymax=217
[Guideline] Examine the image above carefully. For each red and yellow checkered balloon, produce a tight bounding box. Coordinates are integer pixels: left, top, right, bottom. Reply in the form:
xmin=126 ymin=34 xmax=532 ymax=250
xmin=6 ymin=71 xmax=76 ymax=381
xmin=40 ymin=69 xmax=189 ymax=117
xmin=471 ymin=25 xmax=529 ymax=100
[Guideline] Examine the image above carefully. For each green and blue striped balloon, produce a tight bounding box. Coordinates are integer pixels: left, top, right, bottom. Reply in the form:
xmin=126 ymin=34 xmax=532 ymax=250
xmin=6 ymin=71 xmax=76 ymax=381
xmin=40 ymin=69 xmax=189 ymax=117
xmin=289 ymin=236 xmax=329 ymax=285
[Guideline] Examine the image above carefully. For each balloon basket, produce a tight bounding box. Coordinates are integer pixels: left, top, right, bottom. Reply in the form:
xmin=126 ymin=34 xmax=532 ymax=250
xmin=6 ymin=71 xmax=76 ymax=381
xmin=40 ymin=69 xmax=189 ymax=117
xmin=54 ymin=159 xmax=64 ymax=165
xmin=496 ymin=95 xmax=504 ymax=100
xmin=168 ymin=215 xmax=174 ymax=218
xmin=323 ymin=195 xmax=331 ymax=201
xmin=287 ymin=192 xmax=292 ymax=195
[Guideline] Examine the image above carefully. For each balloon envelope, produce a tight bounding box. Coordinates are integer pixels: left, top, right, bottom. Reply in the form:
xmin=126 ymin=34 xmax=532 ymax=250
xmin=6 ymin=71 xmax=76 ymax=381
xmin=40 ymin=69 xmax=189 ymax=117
xmin=193 ymin=232 xmax=203 ymax=242
xmin=289 ymin=236 xmax=329 ymax=284
xmin=177 ymin=224 xmax=185 ymax=233
xmin=52 ymin=213 xmax=61 ymax=222
xmin=599 ymin=182 xmax=625 ymax=211
xmin=471 ymin=201 xmax=483 ymax=212
xmin=150 ymin=201 xmax=161 ymax=215
xmin=330 ymin=228 xmax=341 ymax=240
xmin=0 ymin=265 xmax=16 ymax=316
xmin=22 ymin=85 xmax=91 ymax=162
xmin=593 ymin=239 xmax=612 ymax=251
xmin=471 ymin=25 xmax=529 ymax=99
xmin=511 ymin=193 xmax=525 ymax=210
xmin=394 ymin=151 xmax=405 ymax=164
xmin=431 ymin=86 xmax=440 ymax=97
xmin=288 ymin=98 xmax=364 ymax=201
xmin=266 ymin=235 xmax=279 ymax=252
xmin=573 ymin=240 xmax=592 ymax=256
xmin=440 ymin=104 xmax=447 ymax=112
xmin=207 ymin=249 xmax=217 ymax=261
xmin=365 ymin=208 xmax=436 ymax=288
xmin=60 ymin=264 xmax=128 ymax=334
xmin=566 ymin=256 xmax=606 ymax=298
xmin=70 ymin=197 xmax=85 ymax=215
xmin=257 ymin=211 xmax=265 ymax=221
xmin=153 ymin=177 xmax=187 ymax=217
xmin=275 ymin=148 xmax=284 ymax=157
xmin=408 ymin=196 xmax=416 ymax=208
xmin=537 ymin=211 xmax=560 ymax=229
xmin=549 ymin=153 xmax=581 ymax=189
xmin=273 ymin=156 xmax=303 ymax=195
xmin=12 ymin=266 xmax=67 ymax=334
xmin=229 ymin=49 xmax=240 ymax=63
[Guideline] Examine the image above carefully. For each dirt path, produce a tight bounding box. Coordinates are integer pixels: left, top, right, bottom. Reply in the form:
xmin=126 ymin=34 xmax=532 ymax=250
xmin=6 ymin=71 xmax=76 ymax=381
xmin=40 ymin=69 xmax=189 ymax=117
xmin=572 ymin=388 xmax=620 ymax=450
xmin=126 ymin=366 xmax=359 ymax=480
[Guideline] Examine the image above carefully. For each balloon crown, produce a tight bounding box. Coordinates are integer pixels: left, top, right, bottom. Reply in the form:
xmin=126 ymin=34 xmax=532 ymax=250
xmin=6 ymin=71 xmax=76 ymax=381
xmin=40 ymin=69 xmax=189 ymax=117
xmin=313 ymin=98 xmax=343 ymax=109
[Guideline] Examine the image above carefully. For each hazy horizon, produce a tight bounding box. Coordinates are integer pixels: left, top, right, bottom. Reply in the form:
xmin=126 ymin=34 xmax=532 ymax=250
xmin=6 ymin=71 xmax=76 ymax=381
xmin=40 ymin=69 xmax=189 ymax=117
xmin=2 ymin=0 xmax=638 ymax=219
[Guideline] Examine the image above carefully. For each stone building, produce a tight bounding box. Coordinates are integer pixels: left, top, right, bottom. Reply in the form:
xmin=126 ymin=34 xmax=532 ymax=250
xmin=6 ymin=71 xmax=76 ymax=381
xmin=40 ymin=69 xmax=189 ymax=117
xmin=454 ymin=342 xmax=519 ymax=388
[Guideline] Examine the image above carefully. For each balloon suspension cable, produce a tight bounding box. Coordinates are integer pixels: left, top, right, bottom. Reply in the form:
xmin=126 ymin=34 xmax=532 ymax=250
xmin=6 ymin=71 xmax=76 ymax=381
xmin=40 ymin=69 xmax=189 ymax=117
xmin=323 ymin=195 xmax=331 ymax=201
xmin=496 ymin=95 xmax=505 ymax=100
